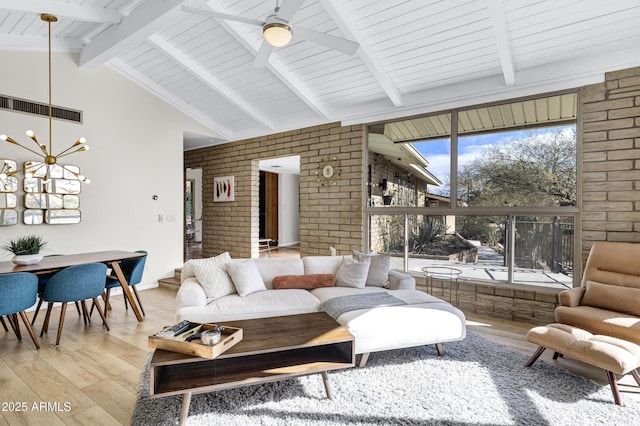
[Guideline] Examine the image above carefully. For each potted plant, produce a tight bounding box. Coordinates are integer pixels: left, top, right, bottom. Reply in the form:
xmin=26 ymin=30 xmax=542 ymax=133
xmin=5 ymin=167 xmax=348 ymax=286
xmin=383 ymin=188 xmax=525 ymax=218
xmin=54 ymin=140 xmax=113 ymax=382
xmin=2 ymin=235 xmax=47 ymax=265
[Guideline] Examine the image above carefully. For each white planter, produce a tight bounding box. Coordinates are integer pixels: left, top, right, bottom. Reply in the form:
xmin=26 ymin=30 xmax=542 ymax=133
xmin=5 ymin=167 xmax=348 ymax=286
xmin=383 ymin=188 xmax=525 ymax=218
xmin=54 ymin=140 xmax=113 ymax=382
xmin=12 ymin=254 xmax=43 ymax=265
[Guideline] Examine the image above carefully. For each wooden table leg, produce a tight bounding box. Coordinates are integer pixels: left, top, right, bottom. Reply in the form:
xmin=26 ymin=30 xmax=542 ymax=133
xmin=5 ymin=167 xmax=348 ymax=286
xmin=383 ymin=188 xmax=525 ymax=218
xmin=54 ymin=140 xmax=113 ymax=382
xmin=321 ymin=371 xmax=333 ymax=400
xmin=179 ymin=392 xmax=192 ymax=426
xmin=110 ymin=261 xmax=143 ymax=322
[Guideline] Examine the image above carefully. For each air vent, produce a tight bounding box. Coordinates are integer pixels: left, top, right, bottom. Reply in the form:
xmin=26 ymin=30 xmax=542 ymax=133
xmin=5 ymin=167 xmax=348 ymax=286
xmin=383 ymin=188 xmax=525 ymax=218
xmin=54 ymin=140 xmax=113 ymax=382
xmin=0 ymin=94 xmax=82 ymax=124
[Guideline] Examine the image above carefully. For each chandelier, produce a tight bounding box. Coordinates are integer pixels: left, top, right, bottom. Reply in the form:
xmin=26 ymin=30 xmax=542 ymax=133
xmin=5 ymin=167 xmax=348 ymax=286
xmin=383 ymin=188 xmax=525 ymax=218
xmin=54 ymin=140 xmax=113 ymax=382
xmin=0 ymin=14 xmax=90 ymax=184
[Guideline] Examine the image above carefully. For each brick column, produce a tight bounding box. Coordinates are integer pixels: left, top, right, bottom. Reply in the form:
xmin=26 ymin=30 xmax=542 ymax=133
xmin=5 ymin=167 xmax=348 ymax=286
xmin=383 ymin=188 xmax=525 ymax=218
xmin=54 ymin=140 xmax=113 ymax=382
xmin=581 ymin=66 xmax=640 ymax=260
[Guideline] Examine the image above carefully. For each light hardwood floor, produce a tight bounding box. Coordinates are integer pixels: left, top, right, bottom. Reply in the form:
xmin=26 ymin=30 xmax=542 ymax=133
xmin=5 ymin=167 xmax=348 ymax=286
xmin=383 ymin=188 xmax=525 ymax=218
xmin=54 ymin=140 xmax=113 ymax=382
xmin=1 ymin=287 xmax=638 ymax=425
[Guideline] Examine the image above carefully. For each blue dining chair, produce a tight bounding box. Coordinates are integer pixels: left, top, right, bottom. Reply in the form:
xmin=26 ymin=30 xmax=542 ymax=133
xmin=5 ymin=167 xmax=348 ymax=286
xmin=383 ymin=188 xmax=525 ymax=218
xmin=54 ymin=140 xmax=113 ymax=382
xmin=102 ymin=250 xmax=147 ymax=317
xmin=0 ymin=272 xmax=40 ymax=349
xmin=30 ymin=254 xmax=82 ymax=326
xmin=40 ymin=263 xmax=110 ymax=345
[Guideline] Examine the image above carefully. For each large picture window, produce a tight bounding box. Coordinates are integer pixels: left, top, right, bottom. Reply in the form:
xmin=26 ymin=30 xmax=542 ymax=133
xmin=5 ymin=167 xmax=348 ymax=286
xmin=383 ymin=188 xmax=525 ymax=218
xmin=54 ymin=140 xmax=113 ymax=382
xmin=365 ymin=92 xmax=579 ymax=290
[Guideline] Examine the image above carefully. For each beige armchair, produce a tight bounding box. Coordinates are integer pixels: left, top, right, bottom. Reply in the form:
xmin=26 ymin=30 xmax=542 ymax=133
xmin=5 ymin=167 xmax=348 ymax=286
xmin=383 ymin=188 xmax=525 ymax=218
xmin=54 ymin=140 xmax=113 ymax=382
xmin=554 ymin=241 xmax=640 ymax=344
xmin=526 ymin=241 xmax=640 ymax=405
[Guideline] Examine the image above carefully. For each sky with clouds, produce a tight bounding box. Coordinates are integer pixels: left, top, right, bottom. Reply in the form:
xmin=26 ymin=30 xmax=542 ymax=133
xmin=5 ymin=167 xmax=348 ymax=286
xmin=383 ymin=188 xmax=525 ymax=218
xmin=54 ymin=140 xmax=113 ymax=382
xmin=414 ymin=125 xmax=575 ymax=194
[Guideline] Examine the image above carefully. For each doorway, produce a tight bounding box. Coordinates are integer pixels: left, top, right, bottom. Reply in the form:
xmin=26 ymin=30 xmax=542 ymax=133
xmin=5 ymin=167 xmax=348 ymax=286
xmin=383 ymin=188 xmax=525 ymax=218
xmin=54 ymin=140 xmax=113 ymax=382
xmin=185 ymin=168 xmax=203 ymax=260
xmin=258 ymin=156 xmax=300 ymax=257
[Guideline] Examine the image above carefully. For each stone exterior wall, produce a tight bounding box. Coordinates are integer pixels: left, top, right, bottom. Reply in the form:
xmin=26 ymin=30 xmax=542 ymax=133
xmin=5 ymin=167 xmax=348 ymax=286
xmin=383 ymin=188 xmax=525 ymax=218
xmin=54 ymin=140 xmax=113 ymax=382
xmin=184 ymin=122 xmax=364 ymax=259
xmin=581 ymin=67 xmax=640 ymax=264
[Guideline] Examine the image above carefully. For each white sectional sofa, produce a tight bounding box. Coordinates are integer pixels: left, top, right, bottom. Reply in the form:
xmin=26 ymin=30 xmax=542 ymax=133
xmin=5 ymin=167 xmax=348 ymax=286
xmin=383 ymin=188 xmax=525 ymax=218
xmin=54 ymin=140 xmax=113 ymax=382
xmin=176 ymin=254 xmax=466 ymax=365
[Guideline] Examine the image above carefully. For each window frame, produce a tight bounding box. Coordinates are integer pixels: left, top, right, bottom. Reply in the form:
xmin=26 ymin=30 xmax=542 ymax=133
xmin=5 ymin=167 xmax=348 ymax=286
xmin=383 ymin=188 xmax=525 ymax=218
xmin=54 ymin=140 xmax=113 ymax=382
xmin=363 ymin=90 xmax=581 ymax=290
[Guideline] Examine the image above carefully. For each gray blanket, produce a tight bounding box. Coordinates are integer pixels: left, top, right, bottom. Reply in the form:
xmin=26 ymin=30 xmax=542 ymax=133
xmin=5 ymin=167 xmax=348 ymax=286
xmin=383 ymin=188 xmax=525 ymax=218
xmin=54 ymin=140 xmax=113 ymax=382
xmin=319 ymin=292 xmax=407 ymax=319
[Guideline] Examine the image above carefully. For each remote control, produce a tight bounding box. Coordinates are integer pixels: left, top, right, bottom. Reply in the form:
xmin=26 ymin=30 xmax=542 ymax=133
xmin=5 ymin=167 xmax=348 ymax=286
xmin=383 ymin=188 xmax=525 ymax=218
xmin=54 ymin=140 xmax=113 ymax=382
xmin=155 ymin=320 xmax=192 ymax=338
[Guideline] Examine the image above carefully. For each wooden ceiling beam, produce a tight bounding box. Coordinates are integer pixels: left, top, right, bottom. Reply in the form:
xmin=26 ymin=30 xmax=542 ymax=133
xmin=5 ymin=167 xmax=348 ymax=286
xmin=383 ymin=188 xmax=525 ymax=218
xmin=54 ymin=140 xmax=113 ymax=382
xmin=109 ymin=58 xmax=233 ymax=141
xmin=487 ymin=0 xmax=516 ymax=86
xmin=79 ymin=0 xmax=184 ymax=69
xmin=0 ymin=0 xmax=126 ymax=24
xmin=148 ymin=34 xmax=275 ymax=130
xmin=202 ymin=0 xmax=329 ymax=119
xmin=319 ymin=0 xmax=404 ymax=107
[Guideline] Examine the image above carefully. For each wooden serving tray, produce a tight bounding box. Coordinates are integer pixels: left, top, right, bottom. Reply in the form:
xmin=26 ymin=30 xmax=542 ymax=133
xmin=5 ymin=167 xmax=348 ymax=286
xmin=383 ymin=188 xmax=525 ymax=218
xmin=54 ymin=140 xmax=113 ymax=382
xmin=148 ymin=323 xmax=243 ymax=359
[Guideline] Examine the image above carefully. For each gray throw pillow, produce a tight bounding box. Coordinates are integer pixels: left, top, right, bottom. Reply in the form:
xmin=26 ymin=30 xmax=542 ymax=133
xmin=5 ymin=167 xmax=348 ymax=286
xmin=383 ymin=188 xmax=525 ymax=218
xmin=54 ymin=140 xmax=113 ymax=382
xmin=226 ymin=260 xmax=267 ymax=297
xmin=353 ymin=250 xmax=391 ymax=287
xmin=336 ymin=256 xmax=371 ymax=288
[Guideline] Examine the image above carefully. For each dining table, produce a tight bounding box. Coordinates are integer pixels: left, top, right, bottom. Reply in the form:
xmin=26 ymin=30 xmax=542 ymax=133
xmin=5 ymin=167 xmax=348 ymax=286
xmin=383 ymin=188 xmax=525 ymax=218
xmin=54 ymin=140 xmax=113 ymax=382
xmin=0 ymin=250 xmax=146 ymax=322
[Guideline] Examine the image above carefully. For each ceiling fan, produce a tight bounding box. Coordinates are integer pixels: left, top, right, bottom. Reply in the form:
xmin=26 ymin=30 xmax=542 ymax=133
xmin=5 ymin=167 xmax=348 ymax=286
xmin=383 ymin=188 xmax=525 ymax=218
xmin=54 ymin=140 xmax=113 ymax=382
xmin=182 ymin=0 xmax=359 ymax=67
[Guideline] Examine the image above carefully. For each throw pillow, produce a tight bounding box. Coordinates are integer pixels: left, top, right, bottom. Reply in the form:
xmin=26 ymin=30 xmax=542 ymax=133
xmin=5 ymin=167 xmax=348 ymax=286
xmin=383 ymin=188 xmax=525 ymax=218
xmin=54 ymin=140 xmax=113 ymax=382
xmin=352 ymin=250 xmax=391 ymax=287
xmin=581 ymin=280 xmax=640 ymax=317
xmin=226 ymin=260 xmax=267 ymax=297
xmin=188 ymin=252 xmax=235 ymax=303
xmin=272 ymin=274 xmax=336 ymax=289
xmin=335 ymin=256 xmax=371 ymax=288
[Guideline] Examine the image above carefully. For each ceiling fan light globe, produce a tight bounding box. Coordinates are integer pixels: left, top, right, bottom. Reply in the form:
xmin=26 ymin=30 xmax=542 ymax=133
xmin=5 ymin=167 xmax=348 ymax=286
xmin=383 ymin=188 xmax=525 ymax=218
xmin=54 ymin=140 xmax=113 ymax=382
xmin=263 ymin=23 xmax=292 ymax=47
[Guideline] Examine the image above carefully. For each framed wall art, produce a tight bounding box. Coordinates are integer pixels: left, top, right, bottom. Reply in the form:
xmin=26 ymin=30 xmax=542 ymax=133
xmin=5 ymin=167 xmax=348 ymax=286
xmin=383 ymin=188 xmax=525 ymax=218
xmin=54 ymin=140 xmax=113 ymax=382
xmin=214 ymin=176 xmax=234 ymax=202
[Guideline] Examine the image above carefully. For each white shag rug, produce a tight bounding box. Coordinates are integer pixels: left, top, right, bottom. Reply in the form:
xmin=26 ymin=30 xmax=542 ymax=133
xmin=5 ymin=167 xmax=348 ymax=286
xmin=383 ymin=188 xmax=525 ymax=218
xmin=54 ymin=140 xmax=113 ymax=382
xmin=131 ymin=332 xmax=640 ymax=425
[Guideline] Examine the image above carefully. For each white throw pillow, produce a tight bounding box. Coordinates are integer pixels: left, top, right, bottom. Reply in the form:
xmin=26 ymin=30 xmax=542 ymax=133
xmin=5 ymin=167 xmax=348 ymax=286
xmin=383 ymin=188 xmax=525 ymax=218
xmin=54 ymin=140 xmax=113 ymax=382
xmin=226 ymin=260 xmax=267 ymax=297
xmin=188 ymin=252 xmax=235 ymax=303
xmin=353 ymin=250 xmax=391 ymax=287
xmin=335 ymin=256 xmax=371 ymax=288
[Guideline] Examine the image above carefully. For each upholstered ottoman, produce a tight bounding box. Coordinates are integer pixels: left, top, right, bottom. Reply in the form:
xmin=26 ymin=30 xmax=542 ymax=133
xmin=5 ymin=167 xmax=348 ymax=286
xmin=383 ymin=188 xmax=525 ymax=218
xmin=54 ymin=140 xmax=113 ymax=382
xmin=526 ymin=323 xmax=640 ymax=406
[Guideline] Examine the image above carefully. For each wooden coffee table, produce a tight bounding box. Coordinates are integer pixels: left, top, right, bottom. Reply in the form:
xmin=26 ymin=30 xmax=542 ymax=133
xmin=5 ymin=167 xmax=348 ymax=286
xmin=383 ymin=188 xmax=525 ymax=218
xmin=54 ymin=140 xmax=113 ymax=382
xmin=149 ymin=312 xmax=355 ymax=425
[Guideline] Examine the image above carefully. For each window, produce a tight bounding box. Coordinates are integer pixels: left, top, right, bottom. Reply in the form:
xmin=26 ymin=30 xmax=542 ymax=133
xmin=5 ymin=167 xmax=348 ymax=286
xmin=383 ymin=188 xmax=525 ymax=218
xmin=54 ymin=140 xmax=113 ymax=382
xmin=365 ymin=92 xmax=578 ymax=290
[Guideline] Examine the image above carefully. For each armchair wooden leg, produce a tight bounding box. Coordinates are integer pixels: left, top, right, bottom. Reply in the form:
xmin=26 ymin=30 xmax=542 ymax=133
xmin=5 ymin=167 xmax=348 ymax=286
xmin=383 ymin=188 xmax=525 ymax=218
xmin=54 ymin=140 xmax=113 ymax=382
xmin=74 ymin=301 xmax=81 ymax=316
xmin=30 ymin=297 xmax=44 ymax=325
xmin=81 ymin=300 xmax=91 ymax=325
xmin=91 ymin=297 xmax=110 ymax=331
xmin=606 ymin=370 xmax=623 ymax=406
xmin=10 ymin=313 xmax=21 ymax=340
xmin=40 ymin=302 xmax=54 ymax=336
xmin=55 ymin=303 xmax=68 ymax=345
xmin=436 ymin=343 xmax=445 ymax=356
xmin=18 ymin=311 xmax=40 ymax=350
xmin=132 ymin=286 xmax=145 ymax=316
xmin=105 ymin=288 xmax=112 ymax=311
xmin=526 ymin=346 xmax=546 ymax=367
xmin=631 ymin=369 xmax=640 ymax=387
xmin=0 ymin=316 xmax=7 ymax=332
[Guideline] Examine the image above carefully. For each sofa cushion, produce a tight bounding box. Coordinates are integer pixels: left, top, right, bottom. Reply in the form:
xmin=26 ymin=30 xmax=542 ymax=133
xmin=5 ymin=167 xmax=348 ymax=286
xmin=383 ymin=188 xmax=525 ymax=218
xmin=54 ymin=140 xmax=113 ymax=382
xmin=188 ymin=252 xmax=235 ymax=303
xmin=336 ymin=256 xmax=370 ymax=288
xmin=251 ymin=257 xmax=304 ymax=289
xmin=581 ymin=280 xmax=640 ymax=317
xmin=226 ymin=260 xmax=266 ymax=297
xmin=303 ymin=256 xmax=345 ymax=275
xmin=176 ymin=289 xmax=320 ymax=323
xmin=273 ymin=274 xmax=336 ymax=290
xmin=353 ymin=250 xmax=391 ymax=287
xmin=555 ymin=305 xmax=640 ymax=346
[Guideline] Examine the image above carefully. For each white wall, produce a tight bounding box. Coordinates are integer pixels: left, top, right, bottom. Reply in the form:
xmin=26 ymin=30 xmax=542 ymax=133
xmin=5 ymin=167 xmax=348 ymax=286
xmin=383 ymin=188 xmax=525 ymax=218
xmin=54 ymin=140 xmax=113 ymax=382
xmin=278 ymin=173 xmax=300 ymax=246
xmin=0 ymin=51 xmax=217 ymax=286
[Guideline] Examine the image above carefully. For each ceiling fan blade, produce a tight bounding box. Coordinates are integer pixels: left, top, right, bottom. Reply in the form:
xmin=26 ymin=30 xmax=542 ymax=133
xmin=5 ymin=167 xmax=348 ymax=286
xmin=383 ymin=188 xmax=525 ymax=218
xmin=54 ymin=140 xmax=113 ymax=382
xmin=252 ymin=42 xmax=274 ymax=68
xmin=181 ymin=5 xmax=264 ymax=26
xmin=276 ymin=0 xmax=306 ymax=22
xmin=295 ymin=28 xmax=359 ymax=55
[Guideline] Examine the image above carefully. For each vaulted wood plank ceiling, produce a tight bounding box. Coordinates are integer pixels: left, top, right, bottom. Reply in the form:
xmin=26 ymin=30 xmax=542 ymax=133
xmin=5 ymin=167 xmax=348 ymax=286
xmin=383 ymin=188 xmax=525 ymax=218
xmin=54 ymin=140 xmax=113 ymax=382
xmin=0 ymin=0 xmax=639 ymax=150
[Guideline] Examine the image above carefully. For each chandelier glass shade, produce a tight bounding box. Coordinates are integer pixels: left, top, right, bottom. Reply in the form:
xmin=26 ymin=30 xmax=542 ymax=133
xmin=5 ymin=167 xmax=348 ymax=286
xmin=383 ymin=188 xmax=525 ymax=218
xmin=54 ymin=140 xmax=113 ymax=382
xmin=0 ymin=14 xmax=90 ymax=184
xmin=263 ymin=23 xmax=293 ymax=47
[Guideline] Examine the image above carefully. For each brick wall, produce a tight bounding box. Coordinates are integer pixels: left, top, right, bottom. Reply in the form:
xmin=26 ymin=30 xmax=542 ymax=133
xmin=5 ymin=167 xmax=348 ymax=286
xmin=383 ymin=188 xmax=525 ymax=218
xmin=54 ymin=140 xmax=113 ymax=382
xmin=582 ymin=66 xmax=640 ymax=263
xmin=184 ymin=122 xmax=363 ymax=258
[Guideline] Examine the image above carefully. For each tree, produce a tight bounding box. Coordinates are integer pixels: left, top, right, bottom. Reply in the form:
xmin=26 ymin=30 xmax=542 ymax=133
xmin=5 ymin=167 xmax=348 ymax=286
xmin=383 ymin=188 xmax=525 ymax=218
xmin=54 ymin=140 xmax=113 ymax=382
xmin=460 ymin=128 xmax=576 ymax=207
